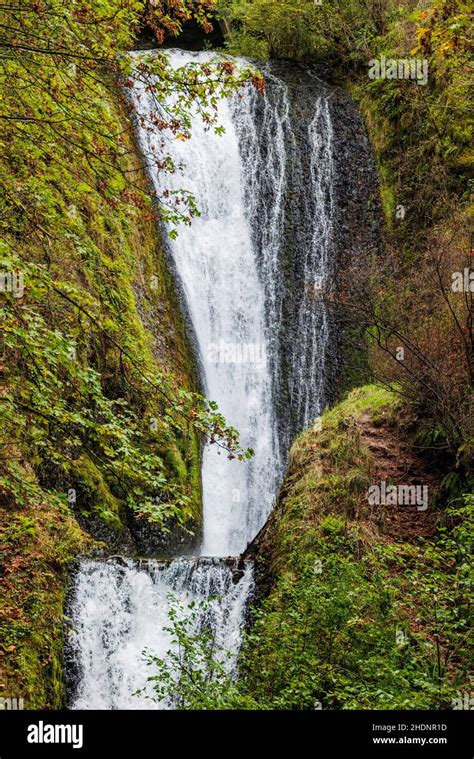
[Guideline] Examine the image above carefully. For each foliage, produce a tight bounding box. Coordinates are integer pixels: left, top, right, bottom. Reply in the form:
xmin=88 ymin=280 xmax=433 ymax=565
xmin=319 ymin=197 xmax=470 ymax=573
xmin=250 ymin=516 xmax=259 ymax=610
xmin=0 ymin=0 xmax=260 ymax=227
xmin=240 ymin=502 xmax=472 ymax=709
xmin=141 ymin=387 xmax=472 ymax=709
xmin=355 ymin=0 xmax=472 ymax=243
xmin=239 ymin=389 xmax=473 ymax=709
xmin=0 ymin=0 xmax=261 ymax=703
xmin=139 ymin=596 xmax=257 ymax=709
xmin=218 ymin=0 xmax=390 ymax=63
xmin=345 ymin=4 xmax=472 ymax=470
xmin=0 ymin=0 xmax=261 ymax=528
xmin=0 ymin=485 xmax=92 ymax=707
xmin=335 ymin=232 xmax=473 ymax=467
xmin=0 ymin=248 xmax=252 ymax=528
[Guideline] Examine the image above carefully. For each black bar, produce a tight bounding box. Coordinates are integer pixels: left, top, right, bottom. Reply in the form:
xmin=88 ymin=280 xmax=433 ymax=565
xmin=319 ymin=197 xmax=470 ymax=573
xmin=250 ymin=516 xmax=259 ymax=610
xmin=0 ymin=710 xmax=472 ymax=757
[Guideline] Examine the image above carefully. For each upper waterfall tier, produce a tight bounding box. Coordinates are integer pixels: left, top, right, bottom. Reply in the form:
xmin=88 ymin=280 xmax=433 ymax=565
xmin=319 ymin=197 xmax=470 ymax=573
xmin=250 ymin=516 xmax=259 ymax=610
xmin=127 ymin=50 xmax=381 ymax=556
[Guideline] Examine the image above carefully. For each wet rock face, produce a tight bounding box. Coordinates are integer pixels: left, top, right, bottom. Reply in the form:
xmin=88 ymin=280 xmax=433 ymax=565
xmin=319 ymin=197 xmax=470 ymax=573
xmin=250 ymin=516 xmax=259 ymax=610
xmin=317 ymin=78 xmax=381 ymax=402
xmin=239 ymin=60 xmax=381 ymax=454
xmin=126 ymin=514 xmax=202 ymax=558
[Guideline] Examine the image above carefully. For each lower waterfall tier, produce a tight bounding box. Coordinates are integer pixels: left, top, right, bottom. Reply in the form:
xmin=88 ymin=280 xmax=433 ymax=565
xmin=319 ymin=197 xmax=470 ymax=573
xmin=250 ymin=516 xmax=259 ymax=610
xmin=68 ymin=558 xmax=254 ymax=709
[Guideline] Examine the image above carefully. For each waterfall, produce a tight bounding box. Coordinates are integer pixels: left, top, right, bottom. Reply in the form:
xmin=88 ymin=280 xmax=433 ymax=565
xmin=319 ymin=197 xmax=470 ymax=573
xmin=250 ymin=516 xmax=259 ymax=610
xmin=233 ymin=70 xmax=335 ymax=447
xmin=133 ymin=51 xmax=283 ymax=556
xmin=294 ymin=97 xmax=334 ymax=427
xmin=69 ymin=558 xmax=254 ymax=709
xmin=68 ymin=50 xmax=336 ymax=710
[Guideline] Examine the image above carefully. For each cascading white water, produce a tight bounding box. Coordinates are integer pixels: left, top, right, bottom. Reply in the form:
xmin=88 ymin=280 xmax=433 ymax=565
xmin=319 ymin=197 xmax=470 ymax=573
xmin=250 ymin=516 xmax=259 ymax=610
xmin=295 ymin=98 xmax=334 ymax=426
xmin=232 ymin=70 xmax=293 ymax=455
xmin=68 ymin=50 xmax=335 ymax=710
xmin=69 ymin=558 xmax=253 ymax=709
xmin=130 ymin=50 xmax=286 ymax=555
xmin=232 ymin=67 xmax=335 ymax=445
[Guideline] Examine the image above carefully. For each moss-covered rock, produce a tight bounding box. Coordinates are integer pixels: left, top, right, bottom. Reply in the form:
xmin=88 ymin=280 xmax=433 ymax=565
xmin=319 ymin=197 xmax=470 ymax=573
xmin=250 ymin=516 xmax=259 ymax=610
xmin=0 ymin=477 xmax=93 ymax=708
xmin=242 ymin=385 xmax=471 ymax=709
xmin=0 ymin=82 xmax=203 ymax=705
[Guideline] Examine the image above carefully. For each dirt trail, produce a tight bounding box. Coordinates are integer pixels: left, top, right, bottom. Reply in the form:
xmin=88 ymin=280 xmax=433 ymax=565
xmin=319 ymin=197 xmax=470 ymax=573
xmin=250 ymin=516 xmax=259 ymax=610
xmin=358 ymin=410 xmax=440 ymax=541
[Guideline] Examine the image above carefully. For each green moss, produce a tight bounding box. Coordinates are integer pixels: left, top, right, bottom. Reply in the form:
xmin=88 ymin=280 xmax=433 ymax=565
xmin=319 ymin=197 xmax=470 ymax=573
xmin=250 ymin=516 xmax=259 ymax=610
xmin=324 ymin=384 xmax=396 ymax=420
xmin=0 ymin=483 xmax=93 ymax=708
xmin=0 ymin=82 xmax=203 ymax=706
xmin=72 ymin=455 xmax=123 ymax=530
xmin=241 ymin=385 xmax=471 ymax=709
